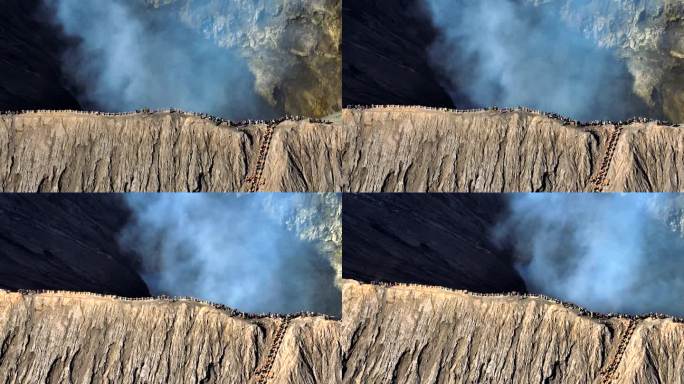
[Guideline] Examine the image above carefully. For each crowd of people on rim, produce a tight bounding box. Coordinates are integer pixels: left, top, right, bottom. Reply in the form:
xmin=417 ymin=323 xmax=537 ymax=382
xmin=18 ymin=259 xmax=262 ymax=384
xmin=367 ymin=280 xmax=681 ymax=322
xmin=1 ymin=106 xmax=676 ymax=128
xmin=346 ymin=104 xmax=678 ymax=128
xmin=9 ymin=288 xmax=332 ymax=320
xmin=0 ymin=108 xmax=335 ymax=127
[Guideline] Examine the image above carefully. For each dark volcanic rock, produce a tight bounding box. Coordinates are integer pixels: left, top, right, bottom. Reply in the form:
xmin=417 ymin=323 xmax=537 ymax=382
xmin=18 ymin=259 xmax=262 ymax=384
xmin=0 ymin=0 xmax=80 ymax=111
xmin=342 ymin=0 xmax=455 ymax=107
xmin=0 ymin=194 xmax=149 ymax=297
xmin=342 ymin=194 xmax=526 ymax=293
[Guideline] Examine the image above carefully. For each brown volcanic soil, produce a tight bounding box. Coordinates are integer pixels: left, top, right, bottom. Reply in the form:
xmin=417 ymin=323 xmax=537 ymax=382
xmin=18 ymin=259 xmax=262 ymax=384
xmin=342 ymin=281 xmax=684 ymax=384
xmin=0 ymin=290 xmax=340 ymax=384
xmin=3 ymin=281 xmax=683 ymax=383
xmin=3 ymin=107 xmax=684 ymax=192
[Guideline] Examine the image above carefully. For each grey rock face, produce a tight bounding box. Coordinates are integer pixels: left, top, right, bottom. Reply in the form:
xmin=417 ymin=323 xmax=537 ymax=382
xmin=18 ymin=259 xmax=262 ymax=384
xmin=545 ymin=0 xmax=684 ymax=123
xmin=0 ymin=290 xmax=340 ymax=384
xmin=3 ymin=107 xmax=684 ymax=192
xmin=287 ymin=193 xmax=343 ymax=289
xmin=341 ymin=281 xmax=684 ymax=384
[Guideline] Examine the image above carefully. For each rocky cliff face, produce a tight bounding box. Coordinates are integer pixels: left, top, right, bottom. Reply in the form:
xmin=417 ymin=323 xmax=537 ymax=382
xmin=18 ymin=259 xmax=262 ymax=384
xmin=4 ymin=281 xmax=682 ymax=383
xmin=3 ymin=107 xmax=683 ymax=192
xmin=543 ymin=0 xmax=684 ymax=123
xmin=341 ymin=281 xmax=684 ymax=384
xmin=0 ymin=290 xmax=340 ymax=384
xmin=0 ymin=110 xmax=266 ymax=192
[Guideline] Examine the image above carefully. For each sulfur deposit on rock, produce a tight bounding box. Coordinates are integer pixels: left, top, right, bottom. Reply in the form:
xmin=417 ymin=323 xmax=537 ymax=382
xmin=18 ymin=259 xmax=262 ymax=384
xmin=0 ymin=290 xmax=341 ymax=384
xmin=341 ymin=281 xmax=684 ymax=384
xmin=3 ymin=107 xmax=684 ymax=192
xmin=144 ymin=0 xmax=341 ymax=118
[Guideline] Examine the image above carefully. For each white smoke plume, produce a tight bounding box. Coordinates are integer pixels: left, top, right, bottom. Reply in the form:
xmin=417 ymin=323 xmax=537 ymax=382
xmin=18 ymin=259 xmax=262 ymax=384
xmin=41 ymin=0 xmax=276 ymax=119
xmin=494 ymin=194 xmax=684 ymax=317
xmin=119 ymin=193 xmax=341 ymax=316
xmin=423 ymin=0 xmax=651 ymax=121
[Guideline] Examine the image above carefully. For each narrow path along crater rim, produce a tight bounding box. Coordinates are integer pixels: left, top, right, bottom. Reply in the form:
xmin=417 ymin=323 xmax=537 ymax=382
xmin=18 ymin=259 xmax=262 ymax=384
xmin=4 ymin=106 xmax=684 ymax=192
xmin=2 ymin=288 xmax=339 ymax=320
xmin=360 ymin=280 xmax=684 ymax=323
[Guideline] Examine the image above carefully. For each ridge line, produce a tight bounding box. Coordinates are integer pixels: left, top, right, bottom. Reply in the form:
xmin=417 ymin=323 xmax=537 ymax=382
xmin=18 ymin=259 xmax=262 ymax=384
xmin=3 ymin=289 xmax=334 ymax=320
xmin=358 ymin=281 xmax=683 ymax=323
xmin=346 ymin=104 xmax=676 ymax=127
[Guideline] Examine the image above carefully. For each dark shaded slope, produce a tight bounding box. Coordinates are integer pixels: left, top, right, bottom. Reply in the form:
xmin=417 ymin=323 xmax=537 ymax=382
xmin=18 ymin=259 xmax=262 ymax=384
xmin=342 ymin=0 xmax=455 ymax=107
xmin=0 ymin=194 xmax=149 ymax=297
xmin=342 ymin=194 xmax=526 ymax=293
xmin=0 ymin=0 xmax=80 ymax=111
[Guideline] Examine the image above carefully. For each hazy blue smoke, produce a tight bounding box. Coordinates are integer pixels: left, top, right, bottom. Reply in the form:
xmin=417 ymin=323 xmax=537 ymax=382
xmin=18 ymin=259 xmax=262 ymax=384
xmin=42 ymin=0 xmax=276 ymax=119
xmin=494 ymin=194 xmax=684 ymax=316
xmin=423 ymin=0 xmax=650 ymax=121
xmin=119 ymin=194 xmax=341 ymax=316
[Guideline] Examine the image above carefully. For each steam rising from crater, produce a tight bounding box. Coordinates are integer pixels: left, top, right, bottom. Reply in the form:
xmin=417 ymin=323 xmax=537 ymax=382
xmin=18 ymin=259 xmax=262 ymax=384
xmin=423 ymin=0 xmax=651 ymax=121
xmin=119 ymin=193 xmax=341 ymax=316
xmin=494 ymin=194 xmax=684 ymax=317
xmin=42 ymin=0 xmax=276 ymax=119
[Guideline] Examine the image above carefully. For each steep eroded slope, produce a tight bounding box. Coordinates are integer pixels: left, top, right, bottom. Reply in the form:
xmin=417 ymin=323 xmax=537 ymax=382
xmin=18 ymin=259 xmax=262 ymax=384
xmin=3 ymin=107 xmax=684 ymax=192
xmin=0 ymin=290 xmax=340 ymax=383
xmin=342 ymin=281 xmax=684 ymax=384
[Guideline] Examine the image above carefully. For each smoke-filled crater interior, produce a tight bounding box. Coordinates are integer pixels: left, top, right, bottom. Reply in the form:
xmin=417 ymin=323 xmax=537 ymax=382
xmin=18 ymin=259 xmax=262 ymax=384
xmin=25 ymin=0 xmax=341 ymax=119
xmin=342 ymin=193 xmax=684 ymax=318
xmin=345 ymin=0 xmax=684 ymax=123
xmin=498 ymin=194 xmax=684 ymax=317
xmin=0 ymin=193 xmax=342 ymax=317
